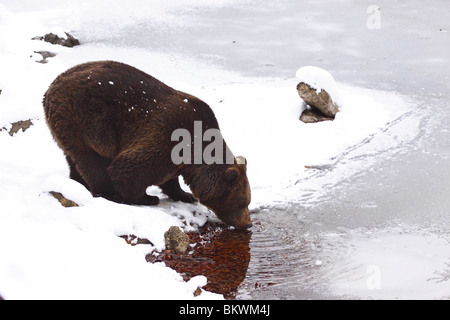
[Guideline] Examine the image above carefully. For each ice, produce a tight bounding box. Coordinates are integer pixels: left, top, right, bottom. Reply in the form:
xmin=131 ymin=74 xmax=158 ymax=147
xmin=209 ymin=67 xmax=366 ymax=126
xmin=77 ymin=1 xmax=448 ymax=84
xmin=327 ymin=229 xmax=450 ymax=299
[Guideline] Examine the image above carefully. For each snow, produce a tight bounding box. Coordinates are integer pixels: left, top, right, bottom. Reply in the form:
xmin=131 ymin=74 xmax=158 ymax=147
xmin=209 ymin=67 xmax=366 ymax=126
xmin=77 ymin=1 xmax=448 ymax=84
xmin=1 ymin=0 xmax=448 ymax=300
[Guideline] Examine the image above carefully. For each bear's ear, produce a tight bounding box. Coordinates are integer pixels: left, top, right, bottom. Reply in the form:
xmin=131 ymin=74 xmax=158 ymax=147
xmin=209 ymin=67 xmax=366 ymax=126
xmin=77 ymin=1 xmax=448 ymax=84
xmin=236 ymin=156 xmax=247 ymax=166
xmin=225 ymin=167 xmax=239 ymax=182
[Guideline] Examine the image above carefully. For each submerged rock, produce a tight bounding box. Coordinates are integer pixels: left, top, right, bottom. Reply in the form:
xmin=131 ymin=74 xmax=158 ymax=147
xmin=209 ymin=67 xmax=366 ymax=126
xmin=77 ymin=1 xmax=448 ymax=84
xmin=164 ymin=226 xmax=190 ymax=254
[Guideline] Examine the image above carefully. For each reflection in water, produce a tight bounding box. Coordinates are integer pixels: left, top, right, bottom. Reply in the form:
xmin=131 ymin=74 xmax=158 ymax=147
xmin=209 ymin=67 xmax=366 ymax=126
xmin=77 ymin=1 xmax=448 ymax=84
xmin=146 ymin=223 xmax=251 ymax=299
xmin=143 ymin=207 xmax=450 ymax=299
xmin=237 ymin=210 xmax=338 ymax=299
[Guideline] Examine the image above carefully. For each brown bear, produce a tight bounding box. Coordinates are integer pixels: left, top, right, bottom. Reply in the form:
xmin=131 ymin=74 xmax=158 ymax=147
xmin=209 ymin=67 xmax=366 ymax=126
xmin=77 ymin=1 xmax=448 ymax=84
xmin=43 ymin=61 xmax=251 ymax=228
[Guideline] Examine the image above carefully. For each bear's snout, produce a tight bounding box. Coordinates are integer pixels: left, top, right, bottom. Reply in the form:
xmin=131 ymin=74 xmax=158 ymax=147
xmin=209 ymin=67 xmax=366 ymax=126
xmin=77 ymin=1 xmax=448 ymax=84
xmin=218 ymin=207 xmax=252 ymax=229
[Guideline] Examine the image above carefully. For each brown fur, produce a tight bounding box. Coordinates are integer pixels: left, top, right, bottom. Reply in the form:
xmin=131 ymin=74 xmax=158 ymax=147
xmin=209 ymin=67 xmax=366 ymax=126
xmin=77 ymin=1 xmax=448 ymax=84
xmin=43 ymin=61 xmax=251 ymax=228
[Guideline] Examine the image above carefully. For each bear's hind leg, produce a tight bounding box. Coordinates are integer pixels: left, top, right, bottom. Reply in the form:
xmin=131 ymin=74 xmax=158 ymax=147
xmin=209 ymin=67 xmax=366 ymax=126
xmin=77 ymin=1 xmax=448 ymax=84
xmin=107 ymin=154 xmax=160 ymax=206
xmin=160 ymin=177 xmax=197 ymax=203
xmin=68 ymin=149 xmax=118 ymax=202
xmin=66 ymin=155 xmax=88 ymax=188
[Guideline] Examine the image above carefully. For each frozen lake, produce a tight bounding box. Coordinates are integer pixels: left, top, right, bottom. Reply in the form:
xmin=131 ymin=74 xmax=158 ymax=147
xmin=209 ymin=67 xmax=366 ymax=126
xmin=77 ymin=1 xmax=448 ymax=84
xmin=127 ymin=0 xmax=450 ymax=299
xmin=1 ymin=0 xmax=449 ymax=299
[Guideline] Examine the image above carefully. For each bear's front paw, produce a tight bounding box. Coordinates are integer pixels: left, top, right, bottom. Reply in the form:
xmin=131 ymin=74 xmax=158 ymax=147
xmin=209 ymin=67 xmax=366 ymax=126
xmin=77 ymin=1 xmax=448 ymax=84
xmin=140 ymin=195 xmax=160 ymax=206
xmin=173 ymin=192 xmax=197 ymax=204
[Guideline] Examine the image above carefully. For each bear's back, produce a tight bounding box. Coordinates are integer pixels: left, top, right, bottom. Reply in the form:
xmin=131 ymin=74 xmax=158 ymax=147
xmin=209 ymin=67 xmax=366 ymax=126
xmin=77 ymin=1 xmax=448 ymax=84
xmin=44 ymin=61 xmax=220 ymax=159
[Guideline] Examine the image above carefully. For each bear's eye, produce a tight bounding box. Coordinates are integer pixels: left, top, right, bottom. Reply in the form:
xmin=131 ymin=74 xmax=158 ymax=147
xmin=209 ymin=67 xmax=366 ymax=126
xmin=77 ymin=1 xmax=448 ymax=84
xmin=225 ymin=167 xmax=239 ymax=182
xmin=236 ymin=199 xmax=247 ymax=208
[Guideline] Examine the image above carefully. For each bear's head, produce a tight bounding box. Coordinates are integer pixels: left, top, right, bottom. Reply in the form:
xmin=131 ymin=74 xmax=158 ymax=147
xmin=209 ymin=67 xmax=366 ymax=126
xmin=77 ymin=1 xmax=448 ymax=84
xmin=211 ymin=156 xmax=251 ymax=229
xmin=191 ymin=156 xmax=251 ymax=229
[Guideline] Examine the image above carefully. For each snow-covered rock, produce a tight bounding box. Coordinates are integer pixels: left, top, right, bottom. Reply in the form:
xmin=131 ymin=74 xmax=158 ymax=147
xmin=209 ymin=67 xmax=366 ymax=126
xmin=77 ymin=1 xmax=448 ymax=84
xmin=296 ymin=66 xmax=341 ymax=121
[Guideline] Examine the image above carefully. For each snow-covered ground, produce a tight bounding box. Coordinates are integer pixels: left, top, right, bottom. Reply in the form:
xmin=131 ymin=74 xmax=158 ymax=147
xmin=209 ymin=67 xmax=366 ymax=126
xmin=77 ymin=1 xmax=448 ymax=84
xmin=1 ymin=0 xmax=449 ymax=299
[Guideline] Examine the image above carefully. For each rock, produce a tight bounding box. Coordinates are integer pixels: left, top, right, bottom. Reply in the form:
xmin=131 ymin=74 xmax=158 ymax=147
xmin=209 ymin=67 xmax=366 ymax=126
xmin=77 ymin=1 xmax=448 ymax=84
xmin=32 ymin=32 xmax=80 ymax=48
xmin=300 ymin=109 xmax=334 ymax=123
xmin=297 ymin=82 xmax=339 ymax=119
xmin=1 ymin=120 xmax=33 ymax=136
xmin=193 ymin=287 xmax=202 ymax=297
xmin=49 ymin=191 xmax=79 ymax=208
xmin=32 ymin=51 xmax=57 ymax=64
xmin=164 ymin=226 xmax=190 ymax=254
xmin=9 ymin=120 xmax=33 ymax=135
xmin=120 ymin=234 xmax=154 ymax=246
